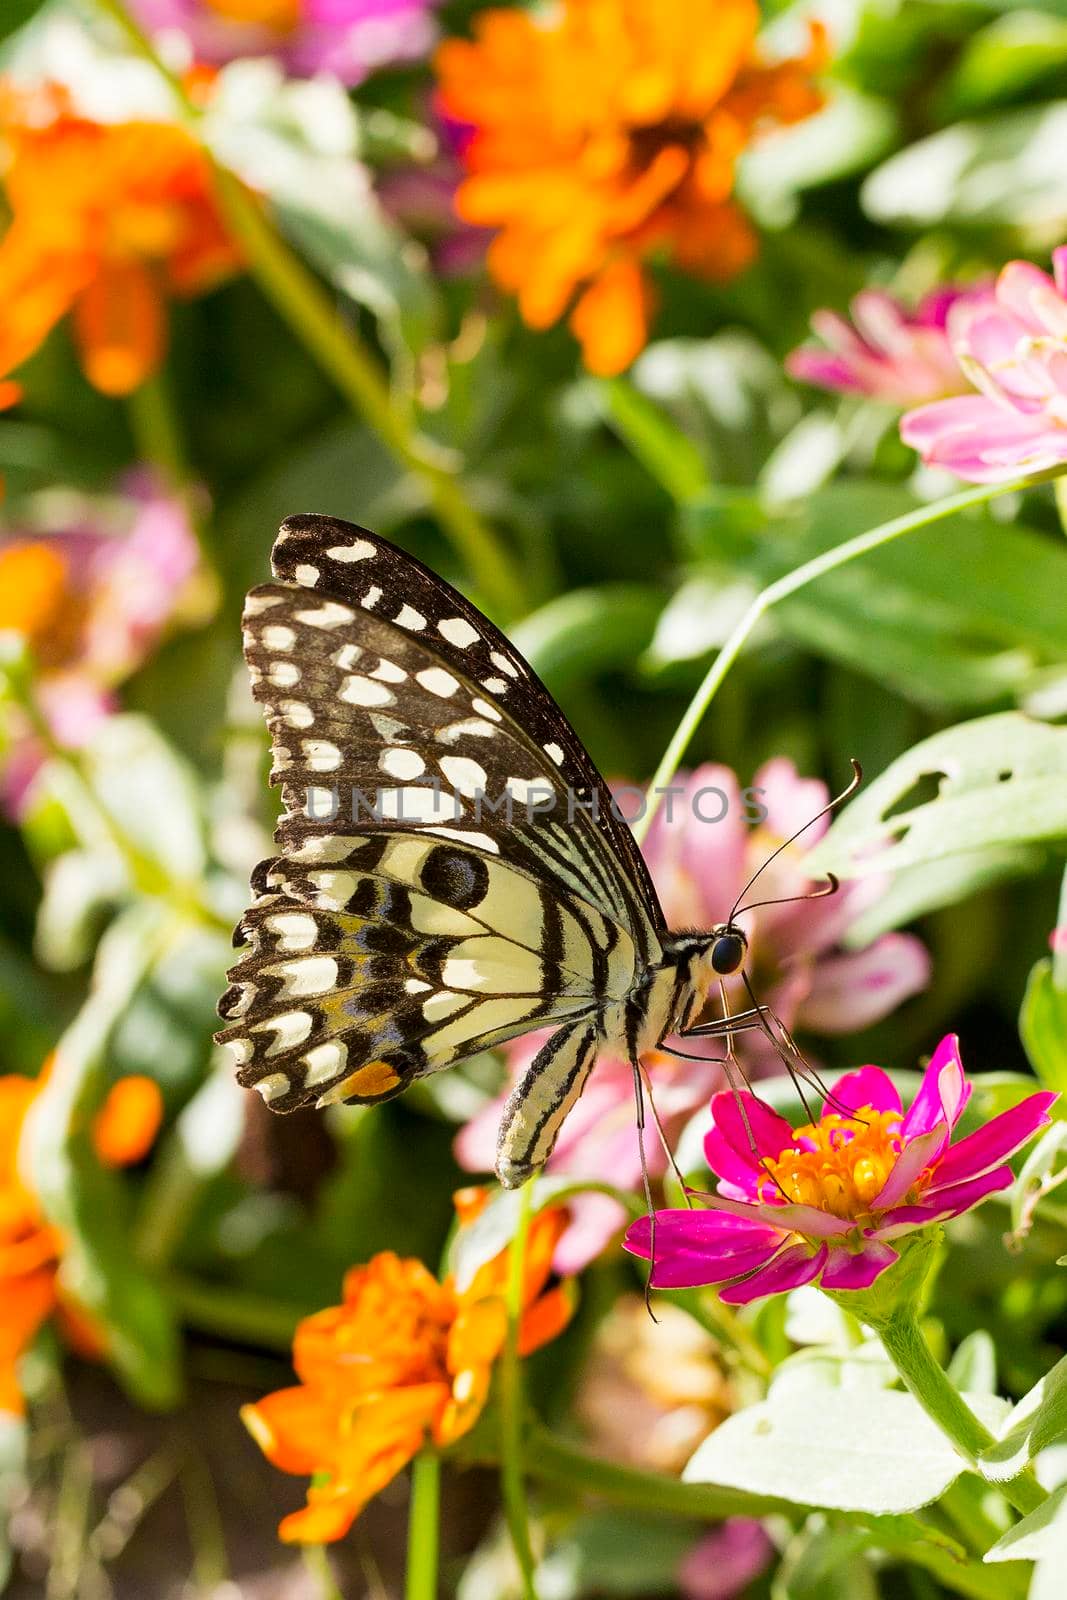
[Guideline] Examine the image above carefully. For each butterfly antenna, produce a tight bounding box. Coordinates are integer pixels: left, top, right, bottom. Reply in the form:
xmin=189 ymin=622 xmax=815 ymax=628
xmin=640 ymin=1060 xmax=693 ymax=1210
xmin=734 ymin=872 xmax=840 ymax=920
xmin=631 ymin=1057 xmax=659 ymax=1321
xmin=729 ymin=759 xmax=862 ymax=923
xmin=737 ymin=970 xmax=867 ymax=1126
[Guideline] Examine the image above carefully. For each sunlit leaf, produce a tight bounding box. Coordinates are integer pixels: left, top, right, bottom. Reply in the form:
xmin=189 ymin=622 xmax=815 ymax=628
xmin=980 ymin=1351 xmax=1067 ymax=1480
xmin=1021 ymin=958 xmax=1067 ymax=1094
xmin=685 ymin=1386 xmax=1008 ymax=1513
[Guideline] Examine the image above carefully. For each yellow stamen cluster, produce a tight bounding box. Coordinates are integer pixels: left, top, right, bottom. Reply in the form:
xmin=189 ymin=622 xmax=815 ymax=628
xmin=758 ymin=1105 xmax=905 ymax=1220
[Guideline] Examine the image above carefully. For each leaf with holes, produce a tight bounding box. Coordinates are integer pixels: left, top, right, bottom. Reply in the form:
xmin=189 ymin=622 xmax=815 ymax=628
xmin=812 ymin=713 xmax=1067 ymax=883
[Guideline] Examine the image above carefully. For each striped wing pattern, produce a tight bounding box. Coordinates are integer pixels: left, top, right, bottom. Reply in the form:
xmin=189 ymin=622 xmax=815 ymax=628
xmin=217 ymin=515 xmax=665 ymax=1152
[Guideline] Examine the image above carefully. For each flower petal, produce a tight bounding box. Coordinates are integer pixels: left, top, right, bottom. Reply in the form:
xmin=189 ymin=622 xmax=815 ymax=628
xmin=874 ymin=1165 xmax=1014 ymax=1237
xmin=901 ymin=1035 xmax=970 ymax=1141
xmin=799 ymin=934 xmax=931 ymax=1034
xmin=872 ymin=1124 xmax=946 ymax=1210
xmin=927 ymin=1092 xmax=1057 ymax=1193
xmin=624 ymin=1207 xmax=782 ymax=1261
xmin=692 ymin=1191 xmax=855 ymax=1237
xmin=818 ymin=1240 xmax=898 ymax=1291
xmin=824 ymin=1066 xmax=902 ymax=1118
xmin=650 ymin=1242 xmax=782 ymax=1290
xmin=719 ymin=1243 xmax=827 ymax=1305
xmin=705 ymin=1090 xmax=795 ymax=1176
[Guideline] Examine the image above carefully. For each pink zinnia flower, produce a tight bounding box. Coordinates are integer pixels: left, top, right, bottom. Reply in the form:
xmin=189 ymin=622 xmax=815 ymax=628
xmin=456 ymin=760 xmax=930 ymax=1270
xmin=679 ymin=1520 xmax=774 ymax=1600
xmin=129 ymin=0 xmax=439 ymax=84
xmin=787 ymin=286 xmax=981 ymax=407
xmin=901 ymin=249 xmax=1067 ymax=482
xmin=624 ymin=1035 xmax=1055 ymax=1303
xmin=0 ymin=469 xmax=201 ymax=815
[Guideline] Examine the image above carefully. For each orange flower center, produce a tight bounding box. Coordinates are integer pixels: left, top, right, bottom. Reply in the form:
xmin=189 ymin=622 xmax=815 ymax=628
xmin=758 ymin=1105 xmax=906 ymax=1220
xmin=202 ymin=0 xmax=301 ymax=30
xmin=0 ymin=543 xmax=85 ymax=666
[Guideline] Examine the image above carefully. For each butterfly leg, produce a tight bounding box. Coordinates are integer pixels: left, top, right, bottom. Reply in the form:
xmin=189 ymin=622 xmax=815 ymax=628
xmin=495 ymin=1015 xmax=600 ymax=1189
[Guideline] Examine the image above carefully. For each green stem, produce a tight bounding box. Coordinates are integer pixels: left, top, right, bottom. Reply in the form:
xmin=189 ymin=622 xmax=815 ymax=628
xmin=633 ymin=470 xmax=1066 ymax=843
xmin=94 ymin=0 xmax=522 ymax=621
xmin=876 ymin=1311 xmax=1046 ymax=1518
xmin=525 ymin=1421 xmax=788 ymax=1519
xmin=126 ymin=366 xmax=187 ymax=487
xmin=500 ymin=1180 xmax=538 ymax=1600
xmin=304 ymin=1546 xmax=345 ymax=1600
xmin=405 ymin=1452 xmax=441 ymax=1600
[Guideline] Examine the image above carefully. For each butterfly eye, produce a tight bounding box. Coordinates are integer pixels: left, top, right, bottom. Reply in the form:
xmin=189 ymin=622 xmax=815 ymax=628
xmin=710 ymin=930 xmax=746 ymax=976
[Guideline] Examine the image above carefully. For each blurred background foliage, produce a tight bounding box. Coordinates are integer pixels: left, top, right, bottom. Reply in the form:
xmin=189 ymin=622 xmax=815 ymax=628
xmin=3 ymin=0 xmax=1067 ymax=1596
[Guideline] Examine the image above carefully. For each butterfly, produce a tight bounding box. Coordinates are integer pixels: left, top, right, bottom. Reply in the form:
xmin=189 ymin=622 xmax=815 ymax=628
xmin=216 ymin=514 xmax=784 ymax=1189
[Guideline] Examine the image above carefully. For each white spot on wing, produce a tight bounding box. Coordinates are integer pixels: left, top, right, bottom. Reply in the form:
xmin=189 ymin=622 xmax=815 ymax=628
xmin=339 ymin=676 xmax=394 ymax=707
xmin=471 ymin=698 xmax=502 ymax=722
xmin=265 ymin=914 xmax=319 ymax=952
xmin=380 ymin=748 xmax=426 ymax=779
xmin=264 ymin=956 xmax=338 ymax=999
xmin=370 ymin=659 xmax=407 ymax=683
xmin=303 ymin=1039 xmax=348 ymax=1087
xmin=482 ymin=677 xmax=508 ymax=694
xmin=378 ymin=786 xmax=465 ymax=821
xmin=362 ymin=586 xmax=382 ymax=609
xmin=268 ymin=661 xmax=300 ymax=687
xmin=245 ymin=593 xmax=285 ymax=616
xmin=416 ymin=667 xmax=460 ymax=698
xmin=255 ymin=1011 xmax=314 ymax=1053
xmin=437 ymin=718 xmax=497 ymax=744
xmin=263 ymin=625 xmax=296 ymax=651
xmin=280 ymin=701 xmax=314 ymax=729
xmin=254 ymin=1072 xmax=290 ymax=1102
xmin=395 ymin=605 xmax=427 ymax=631
xmin=440 ymin=755 xmax=487 ymax=795
xmin=490 ymin=651 xmax=519 ymax=679
xmin=332 ymin=643 xmax=363 ymax=670
xmin=439 ymin=617 xmax=480 ymax=648
xmin=328 ymin=540 xmax=375 ymax=562
xmin=294 ymin=564 xmax=319 ymax=585
xmin=302 ymin=739 xmax=343 ymax=772
xmin=423 ymin=990 xmax=468 ymax=1021
xmin=545 ymin=742 xmax=565 ymax=765
xmin=295 ymin=601 xmax=355 ymax=629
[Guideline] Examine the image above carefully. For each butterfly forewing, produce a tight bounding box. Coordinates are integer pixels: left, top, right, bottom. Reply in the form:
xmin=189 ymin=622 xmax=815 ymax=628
xmin=218 ymin=515 xmax=665 ymax=1122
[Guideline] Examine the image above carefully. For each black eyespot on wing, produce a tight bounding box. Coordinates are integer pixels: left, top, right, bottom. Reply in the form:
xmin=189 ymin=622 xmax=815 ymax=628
xmin=421 ymin=845 xmax=490 ymax=911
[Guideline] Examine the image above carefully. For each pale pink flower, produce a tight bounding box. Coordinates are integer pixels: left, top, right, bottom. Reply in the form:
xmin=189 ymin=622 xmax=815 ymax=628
xmin=901 ymin=249 xmax=1067 ymax=481
xmin=679 ymin=1519 xmax=774 ymax=1600
xmin=788 ymin=286 xmax=982 ymax=407
xmin=0 ymin=470 xmax=201 ymax=815
xmin=128 ymin=0 xmax=439 ymax=84
xmin=456 ymin=760 xmax=931 ymax=1270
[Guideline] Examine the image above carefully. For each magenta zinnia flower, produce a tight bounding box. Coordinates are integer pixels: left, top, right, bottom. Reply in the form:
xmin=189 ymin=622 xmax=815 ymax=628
xmin=787 ymin=286 xmax=983 ymax=408
xmin=129 ymin=0 xmax=439 ymax=84
xmin=901 ymin=249 xmax=1067 ymax=482
xmin=624 ymin=1036 xmax=1055 ymax=1303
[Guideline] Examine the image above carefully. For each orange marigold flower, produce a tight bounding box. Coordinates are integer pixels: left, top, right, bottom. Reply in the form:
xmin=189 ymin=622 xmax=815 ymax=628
xmin=0 ymin=84 xmax=241 ymax=398
xmin=243 ymin=1192 xmax=574 ymax=1544
xmin=0 ymin=1061 xmax=166 ymax=1412
xmin=436 ymin=0 xmax=827 ymax=373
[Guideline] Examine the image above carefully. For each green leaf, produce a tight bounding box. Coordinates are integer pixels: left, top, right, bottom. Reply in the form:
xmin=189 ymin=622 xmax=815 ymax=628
xmin=25 ymin=906 xmax=182 ymax=1410
xmin=943 ymin=13 xmax=1067 ymax=116
xmin=510 ymin=585 xmax=664 ymax=693
xmin=207 ymin=63 xmax=439 ymax=359
xmin=684 ymin=1387 xmax=1007 ymax=1514
xmin=536 ymin=1510 xmax=700 ymax=1599
xmin=1021 ymin=958 xmax=1067 ymax=1093
xmin=79 ymin=715 xmax=206 ymax=883
xmin=947 ymin=1331 xmax=998 ymax=1395
xmin=0 ymin=0 xmax=46 ymax=46
xmin=768 ymin=1343 xmax=898 ymax=1399
xmin=35 ymin=850 xmax=128 ymax=973
xmin=813 ymin=713 xmax=1067 ymax=882
xmin=862 ymin=100 xmax=1067 ymax=229
xmin=980 ymin=1350 xmax=1067 ymax=1480
xmin=1012 ymin=1120 xmax=1067 ymax=1232
xmin=985 ymin=1479 xmax=1067 ymax=1562
xmin=594 ymin=378 xmax=707 ymax=504
xmin=739 ymin=87 xmax=898 ymax=222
